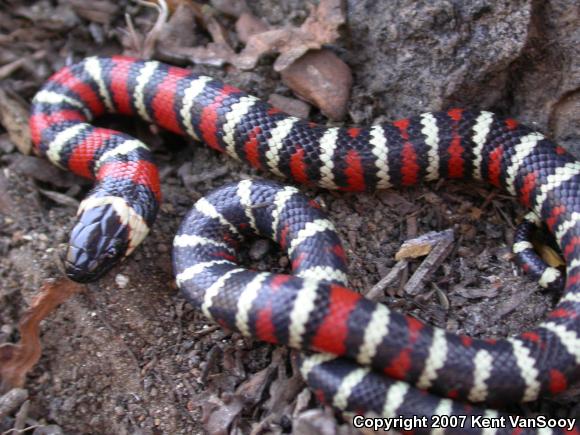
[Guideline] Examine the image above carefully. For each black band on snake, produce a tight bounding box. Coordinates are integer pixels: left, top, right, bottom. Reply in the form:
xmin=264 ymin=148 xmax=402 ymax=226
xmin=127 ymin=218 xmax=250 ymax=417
xmin=29 ymin=56 xmax=580 ymax=434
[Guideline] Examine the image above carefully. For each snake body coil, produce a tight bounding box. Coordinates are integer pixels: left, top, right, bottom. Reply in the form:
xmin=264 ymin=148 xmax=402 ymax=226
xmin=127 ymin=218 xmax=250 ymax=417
xmin=29 ymin=56 xmax=580 ymax=434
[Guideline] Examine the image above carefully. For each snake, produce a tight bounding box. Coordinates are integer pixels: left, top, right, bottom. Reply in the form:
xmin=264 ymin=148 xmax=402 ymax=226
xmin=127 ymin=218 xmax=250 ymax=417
xmin=28 ymin=56 xmax=580 ymax=434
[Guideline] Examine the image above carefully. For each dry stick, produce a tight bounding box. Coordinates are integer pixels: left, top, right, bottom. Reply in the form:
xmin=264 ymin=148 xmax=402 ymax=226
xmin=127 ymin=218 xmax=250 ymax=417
xmin=404 ymin=229 xmax=455 ymax=296
xmin=138 ymin=0 xmax=169 ymax=58
xmin=365 ymin=260 xmax=408 ymax=301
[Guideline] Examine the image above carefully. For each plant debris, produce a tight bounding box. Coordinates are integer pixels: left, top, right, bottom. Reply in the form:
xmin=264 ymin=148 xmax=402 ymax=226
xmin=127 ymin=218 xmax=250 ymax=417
xmin=234 ymin=0 xmax=345 ymax=72
xmin=0 ymin=89 xmax=31 ymax=155
xmin=0 ymin=279 xmax=83 ymax=391
xmin=396 ymin=229 xmax=454 ymax=261
xmin=402 ymin=229 xmax=455 ymax=296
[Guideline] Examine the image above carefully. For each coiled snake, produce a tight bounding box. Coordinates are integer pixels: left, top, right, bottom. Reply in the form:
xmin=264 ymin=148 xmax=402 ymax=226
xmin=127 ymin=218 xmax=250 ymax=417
xmin=29 ymin=56 xmax=580 ymax=434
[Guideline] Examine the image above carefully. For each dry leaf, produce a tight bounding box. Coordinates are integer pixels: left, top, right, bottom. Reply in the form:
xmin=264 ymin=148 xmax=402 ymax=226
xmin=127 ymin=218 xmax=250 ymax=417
xmin=234 ymin=0 xmax=345 ymax=72
xmin=533 ymin=240 xmax=565 ymax=268
xmin=67 ymin=0 xmax=120 ymax=25
xmin=0 ymin=89 xmax=31 ymax=155
xmin=0 ymin=278 xmax=84 ymax=391
xmin=235 ymin=12 xmax=269 ymax=44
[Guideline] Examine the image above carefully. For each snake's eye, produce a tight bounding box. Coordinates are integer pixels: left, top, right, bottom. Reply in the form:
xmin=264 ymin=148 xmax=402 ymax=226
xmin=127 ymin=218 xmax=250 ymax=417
xmin=104 ymin=245 xmax=118 ymax=259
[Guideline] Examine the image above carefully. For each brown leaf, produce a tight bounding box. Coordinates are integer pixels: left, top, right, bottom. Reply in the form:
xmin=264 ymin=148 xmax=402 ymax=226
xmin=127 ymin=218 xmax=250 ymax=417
xmin=67 ymin=0 xmax=120 ymax=25
xmin=534 ymin=241 xmax=566 ymax=268
xmin=234 ymin=0 xmax=345 ymax=72
xmin=201 ymin=394 xmax=244 ymax=435
xmin=264 ymin=349 xmax=304 ymax=415
xmin=235 ymin=12 xmax=269 ymax=44
xmin=0 ymin=278 xmax=84 ymax=391
xmin=10 ymin=155 xmax=88 ymax=188
xmin=156 ymin=2 xmax=237 ymax=67
xmin=0 ymin=89 xmax=31 ymax=155
xmin=235 ymin=363 xmax=276 ymax=405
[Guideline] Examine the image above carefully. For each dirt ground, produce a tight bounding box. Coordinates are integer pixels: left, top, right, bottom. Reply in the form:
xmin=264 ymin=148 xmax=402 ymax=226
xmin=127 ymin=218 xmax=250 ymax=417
xmin=0 ymin=1 xmax=579 ymax=434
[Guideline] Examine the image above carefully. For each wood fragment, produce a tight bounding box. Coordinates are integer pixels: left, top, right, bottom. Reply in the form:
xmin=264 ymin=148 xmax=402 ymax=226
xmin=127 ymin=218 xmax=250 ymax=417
xmin=396 ymin=229 xmax=454 ymax=261
xmin=403 ymin=229 xmax=455 ymax=296
xmin=365 ymin=260 xmax=408 ymax=301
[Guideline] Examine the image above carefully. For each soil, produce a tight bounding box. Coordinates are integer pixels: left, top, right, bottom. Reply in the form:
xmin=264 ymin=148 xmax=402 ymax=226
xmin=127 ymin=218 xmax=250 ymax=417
xmin=0 ymin=1 xmax=579 ymax=434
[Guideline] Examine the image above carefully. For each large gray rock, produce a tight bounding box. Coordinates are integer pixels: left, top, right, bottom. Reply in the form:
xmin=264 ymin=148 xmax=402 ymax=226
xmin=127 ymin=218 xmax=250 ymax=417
xmin=345 ymin=0 xmax=580 ymax=155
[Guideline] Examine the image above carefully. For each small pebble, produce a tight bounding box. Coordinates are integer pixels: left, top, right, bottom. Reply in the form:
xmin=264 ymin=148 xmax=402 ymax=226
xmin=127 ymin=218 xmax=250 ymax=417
xmin=1 ymin=324 xmax=13 ymax=335
xmin=115 ymin=274 xmax=129 ymax=289
xmin=268 ymin=94 xmax=310 ymax=119
xmin=281 ymin=49 xmax=352 ymax=121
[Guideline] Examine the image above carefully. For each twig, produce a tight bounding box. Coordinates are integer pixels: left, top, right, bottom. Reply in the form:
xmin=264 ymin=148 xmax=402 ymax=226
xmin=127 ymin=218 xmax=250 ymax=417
xmin=404 ymin=229 xmax=455 ymax=296
xmin=365 ymin=260 xmax=408 ymax=301
xmin=192 ymin=325 xmax=221 ymax=338
xmin=137 ymin=0 xmax=169 ymax=58
xmin=124 ymin=13 xmax=142 ymax=54
xmin=0 ymin=50 xmax=46 ymax=81
xmin=2 ymin=424 xmax=43 ymax=434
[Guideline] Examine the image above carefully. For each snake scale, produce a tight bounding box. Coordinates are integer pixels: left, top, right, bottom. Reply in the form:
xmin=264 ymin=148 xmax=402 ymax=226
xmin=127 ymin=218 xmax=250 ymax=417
xmin=28 ymin=56 xmax=580 ymax=434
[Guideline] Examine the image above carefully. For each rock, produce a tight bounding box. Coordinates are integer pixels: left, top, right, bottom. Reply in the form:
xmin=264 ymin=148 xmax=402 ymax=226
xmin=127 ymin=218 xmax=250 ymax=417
xmin=346 ymin=0 xmax=579 ymax=155
xmin=0 ymin=134 xmax=15 ymax=154
xmin=281 ymin=49 xmax=352 ymax=120
xmin=268 ymin=94 xmax=311 ymax=118
xmin=9 ymin=155 xmax=86 ymax=188
xmin=115 ymin=274 xmax=130 ymax=289
xmin=293 ymin=409 xmax=339 ymax=435
xmin=346 ymin=1 xmax=531 ymax=119
xmin=68 ymin=0 xmax=120 ymax=25
xmin=509 ymin=0 xmax=580 ymax=155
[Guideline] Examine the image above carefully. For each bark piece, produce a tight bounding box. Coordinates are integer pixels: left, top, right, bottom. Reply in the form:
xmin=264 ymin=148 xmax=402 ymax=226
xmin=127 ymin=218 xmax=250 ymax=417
xmin=402 ymin=229 xmax=455 ymax=296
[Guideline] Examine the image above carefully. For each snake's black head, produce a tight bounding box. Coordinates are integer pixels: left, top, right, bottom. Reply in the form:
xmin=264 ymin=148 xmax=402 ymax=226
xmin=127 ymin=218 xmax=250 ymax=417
xmin=64 ymin=199 xmax=147 ymax=283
